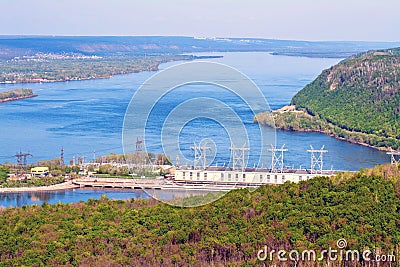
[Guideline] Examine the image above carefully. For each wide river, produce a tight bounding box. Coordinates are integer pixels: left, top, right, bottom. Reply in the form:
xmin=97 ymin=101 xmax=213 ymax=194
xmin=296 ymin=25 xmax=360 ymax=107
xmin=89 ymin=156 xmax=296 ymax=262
xmin=0 ymin=52 xmax=390 ymax=206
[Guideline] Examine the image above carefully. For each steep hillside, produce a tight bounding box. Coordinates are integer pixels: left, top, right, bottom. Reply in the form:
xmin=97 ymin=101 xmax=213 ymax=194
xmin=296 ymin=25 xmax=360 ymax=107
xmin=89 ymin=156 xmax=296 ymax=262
xmin=292 ymin=48 xmax=400 ymax=140
xmin=254 ymin=48 xmax=400 ymax=149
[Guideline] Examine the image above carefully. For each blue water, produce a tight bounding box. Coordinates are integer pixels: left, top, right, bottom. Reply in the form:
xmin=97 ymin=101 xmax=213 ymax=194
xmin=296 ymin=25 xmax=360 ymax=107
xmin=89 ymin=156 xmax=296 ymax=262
xmin=0 ymin=52 xmax=389 ymax=170
xmin=0 ymin=188 xmax=150 ymax=207
xmin=0 ymin=187 xmax=225 ymax=208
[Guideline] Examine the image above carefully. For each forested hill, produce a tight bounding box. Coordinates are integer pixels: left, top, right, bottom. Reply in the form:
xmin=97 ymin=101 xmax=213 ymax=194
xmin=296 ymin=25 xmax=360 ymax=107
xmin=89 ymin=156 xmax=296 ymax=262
xmin=291 ymin=47 xmax=400 ymax=147
xmin=0 ymin=164 xmax=399 ymax=266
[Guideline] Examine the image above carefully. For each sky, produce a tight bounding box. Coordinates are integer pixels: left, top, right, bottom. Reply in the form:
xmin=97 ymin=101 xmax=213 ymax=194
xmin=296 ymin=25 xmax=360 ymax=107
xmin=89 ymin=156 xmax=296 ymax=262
xmin=1 ymin=0 xmax=399 ymax=41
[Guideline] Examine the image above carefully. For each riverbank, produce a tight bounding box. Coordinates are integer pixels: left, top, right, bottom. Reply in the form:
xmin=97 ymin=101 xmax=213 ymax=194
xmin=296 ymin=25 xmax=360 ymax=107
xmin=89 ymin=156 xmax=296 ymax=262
xmin=0 ymin=55 xmax=186 ymax=84
xmin=0 ymin=181 xmax=79 ymax=193
xmin=0 ymin=94 xmax=38 ymax=103
xmin=0 ymin=88 xmax=38 ymax=103
xmin=255 ymin=106 xmax=398 ymax=152
xmin=0 ymin=55 xmax=222 ymax=85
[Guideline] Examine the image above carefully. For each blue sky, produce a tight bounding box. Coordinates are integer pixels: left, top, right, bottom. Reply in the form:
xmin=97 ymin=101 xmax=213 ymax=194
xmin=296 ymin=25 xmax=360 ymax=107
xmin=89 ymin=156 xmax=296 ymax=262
xmin=1 ymin=0 xmax=399 ymax=41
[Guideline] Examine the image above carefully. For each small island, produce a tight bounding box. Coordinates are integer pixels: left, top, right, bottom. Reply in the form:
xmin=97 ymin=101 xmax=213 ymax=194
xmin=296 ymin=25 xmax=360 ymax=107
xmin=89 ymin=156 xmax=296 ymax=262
xmin=0 ymin=88 xmax=37 ymax=103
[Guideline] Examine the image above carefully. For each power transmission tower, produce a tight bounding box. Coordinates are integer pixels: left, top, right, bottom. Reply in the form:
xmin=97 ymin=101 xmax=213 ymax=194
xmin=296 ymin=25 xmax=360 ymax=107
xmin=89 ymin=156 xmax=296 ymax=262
xmin=387 ymin=148 xmax=400 ymax=165
xmin=23 ymin=153 xmax=31 ymax=166
xmin=135 ymin=137 xmax=146 ymax=168
xmin=136 ymin=137 xmax=143 ymax=153
xmin=14 ymin=150 xmax=32 ymax=168
xmin=15 ymin=151 xmax=22 ymax=167
xmin=230 ymin=144 xmax=249 ymax=171
xmin=60 ymin=147 xmax=64 ymax=167
xmin=191 ymin=141 xmax=211 ymax=169
xmin=268 ymin=144 xmax=288 ymax=172
xmin=307 ymin=145 xmax=328 ymax=174
xmin=78 ymin=156 xmax=85 ymax=165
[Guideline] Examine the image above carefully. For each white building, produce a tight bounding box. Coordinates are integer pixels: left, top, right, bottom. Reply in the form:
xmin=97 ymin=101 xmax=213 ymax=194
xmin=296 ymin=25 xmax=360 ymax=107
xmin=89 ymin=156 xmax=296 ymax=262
xmin=174 ymin=167 xmax=331 ymax=186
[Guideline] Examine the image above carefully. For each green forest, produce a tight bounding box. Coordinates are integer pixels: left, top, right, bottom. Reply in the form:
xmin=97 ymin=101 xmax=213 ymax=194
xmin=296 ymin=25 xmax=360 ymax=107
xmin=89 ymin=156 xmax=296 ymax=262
xmin=0 ymin=164 xmax=400 ymax=266
xmin=287 ymin=47 xmax=400 ymax=149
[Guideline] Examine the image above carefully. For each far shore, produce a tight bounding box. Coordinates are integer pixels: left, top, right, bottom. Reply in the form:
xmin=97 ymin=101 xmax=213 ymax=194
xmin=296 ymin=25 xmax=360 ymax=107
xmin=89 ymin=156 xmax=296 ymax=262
xmin=0 ymin=54 xmax=223 ymax=85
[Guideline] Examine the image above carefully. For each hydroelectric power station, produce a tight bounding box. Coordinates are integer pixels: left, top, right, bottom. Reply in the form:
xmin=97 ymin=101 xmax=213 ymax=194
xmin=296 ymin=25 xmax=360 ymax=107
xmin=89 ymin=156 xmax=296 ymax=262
xmin=173 ymin=143 xmax=336 ymax=189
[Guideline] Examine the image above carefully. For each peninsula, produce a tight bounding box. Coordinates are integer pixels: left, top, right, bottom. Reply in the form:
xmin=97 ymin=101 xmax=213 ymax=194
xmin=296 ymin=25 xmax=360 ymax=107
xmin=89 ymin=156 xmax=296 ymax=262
xmin=255 ymin=47 xmax=400 ymax=151
xmin=0 ymin=88 xmax=37 ymax=103
xmin=0 ymin=54 xmax=223 ymax=84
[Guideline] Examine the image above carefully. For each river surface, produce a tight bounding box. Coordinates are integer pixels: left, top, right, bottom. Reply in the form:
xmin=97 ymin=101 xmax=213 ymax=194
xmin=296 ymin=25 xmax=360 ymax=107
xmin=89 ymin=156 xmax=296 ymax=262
xmin=0 ymin=188 xmax=214 ymax=208
xmin=0 ymin=52 xmax=391 ymax=206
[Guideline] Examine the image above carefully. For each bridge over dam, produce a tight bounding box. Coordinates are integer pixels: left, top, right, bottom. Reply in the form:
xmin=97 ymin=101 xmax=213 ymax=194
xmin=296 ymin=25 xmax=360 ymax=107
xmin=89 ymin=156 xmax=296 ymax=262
xmin=72 ymin=177 xmax=248 ymax=191
xmin=72 ymin=178 xmax=166 ymax=190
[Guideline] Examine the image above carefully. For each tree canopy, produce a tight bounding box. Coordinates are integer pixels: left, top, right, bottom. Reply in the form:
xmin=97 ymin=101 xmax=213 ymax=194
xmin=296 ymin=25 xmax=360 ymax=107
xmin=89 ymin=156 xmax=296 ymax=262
xmin=0 ymin=164 xmax=399 ymax=266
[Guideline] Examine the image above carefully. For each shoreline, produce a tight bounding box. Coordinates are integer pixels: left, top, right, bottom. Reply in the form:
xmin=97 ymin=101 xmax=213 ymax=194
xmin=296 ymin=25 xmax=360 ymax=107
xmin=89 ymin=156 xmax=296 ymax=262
xmin=0 ymin=67 xmax=160 ymax=85
xmin=0 ymin=77 xmax=113 ymax=85
xmin=275 ymin=127 xmax=390 ymax=152
xmin=0 ymin=94 xmax=38 ymax=103
xmin=0 ymin=55 xmax=223 ymax=85
xmin=0 ymin=181 xmax=79 ymax=193
xmin=255 ymin=106 xmax=396 ymax=153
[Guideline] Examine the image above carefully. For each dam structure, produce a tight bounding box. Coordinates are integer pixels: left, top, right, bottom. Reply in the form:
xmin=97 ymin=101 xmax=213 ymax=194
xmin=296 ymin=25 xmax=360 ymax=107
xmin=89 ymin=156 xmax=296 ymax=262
xmin=73 ymin=144 xmax=343 ymax=191
xmin=173 ymin=144 xmax=336 ymax=187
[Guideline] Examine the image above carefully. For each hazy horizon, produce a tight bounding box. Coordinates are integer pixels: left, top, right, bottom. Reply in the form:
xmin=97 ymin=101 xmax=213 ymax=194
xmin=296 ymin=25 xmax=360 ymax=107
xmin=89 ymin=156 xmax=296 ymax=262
xmin=1 ymin=35 xmax=400 ymax=43
xmin=1 ymin=0 xmax=399 ymax=42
